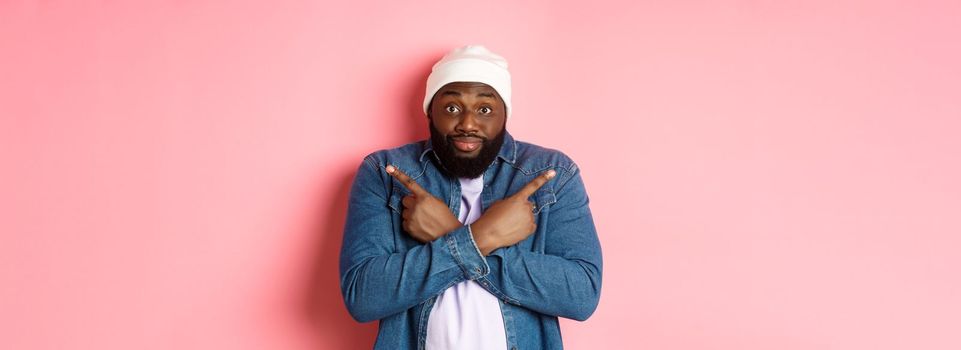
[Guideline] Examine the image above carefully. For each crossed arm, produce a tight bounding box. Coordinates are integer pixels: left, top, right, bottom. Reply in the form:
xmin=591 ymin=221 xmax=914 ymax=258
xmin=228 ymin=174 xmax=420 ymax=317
xmin=339 ymin=159 xmax=601 ymax=322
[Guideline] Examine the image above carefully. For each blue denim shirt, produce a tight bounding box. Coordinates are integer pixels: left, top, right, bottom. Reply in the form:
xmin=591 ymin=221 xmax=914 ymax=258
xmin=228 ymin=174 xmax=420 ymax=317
xmin=340 ymin=131 xmax=602 ymax=350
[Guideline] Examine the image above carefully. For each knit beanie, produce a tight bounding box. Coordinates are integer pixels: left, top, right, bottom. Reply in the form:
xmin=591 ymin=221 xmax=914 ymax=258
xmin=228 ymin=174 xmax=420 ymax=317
xmin=423 ymin=45 xmax=512 ymax=119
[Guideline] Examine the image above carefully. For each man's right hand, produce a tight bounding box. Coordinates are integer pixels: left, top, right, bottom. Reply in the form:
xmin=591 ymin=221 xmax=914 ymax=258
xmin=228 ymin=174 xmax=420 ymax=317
xmin=386 ymin=164 xmax=463 ymax=243
xmin=470 ymin=169 xmax=556 ymax=255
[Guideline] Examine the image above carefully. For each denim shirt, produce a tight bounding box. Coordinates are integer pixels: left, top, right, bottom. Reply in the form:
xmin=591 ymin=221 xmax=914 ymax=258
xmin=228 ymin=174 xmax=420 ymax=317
xmin=340 ymin=131 xmax=603 ymax=350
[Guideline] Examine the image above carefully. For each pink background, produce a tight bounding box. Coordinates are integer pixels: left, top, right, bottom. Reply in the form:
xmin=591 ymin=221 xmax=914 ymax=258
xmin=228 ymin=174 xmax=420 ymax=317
xmin=2 ymin=1 xmax=960 ymax=349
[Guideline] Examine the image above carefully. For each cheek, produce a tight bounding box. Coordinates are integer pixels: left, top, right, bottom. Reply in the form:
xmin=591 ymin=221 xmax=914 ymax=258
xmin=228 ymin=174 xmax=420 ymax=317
xmin=483 ymin=118 xmax=506 ymax=135
xmin=430 ymin=118 xmax=455 ymax=134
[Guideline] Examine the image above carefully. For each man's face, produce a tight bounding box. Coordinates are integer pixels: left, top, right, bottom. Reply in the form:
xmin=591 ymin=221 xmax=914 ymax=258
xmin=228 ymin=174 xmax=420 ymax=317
xmin=428 ymin=82 xmax=507 ymax=178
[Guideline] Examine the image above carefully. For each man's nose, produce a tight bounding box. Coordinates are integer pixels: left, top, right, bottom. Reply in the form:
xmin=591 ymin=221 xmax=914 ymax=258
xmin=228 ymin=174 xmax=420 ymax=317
xmin=455 ymin=112 xmax=479 ymax=133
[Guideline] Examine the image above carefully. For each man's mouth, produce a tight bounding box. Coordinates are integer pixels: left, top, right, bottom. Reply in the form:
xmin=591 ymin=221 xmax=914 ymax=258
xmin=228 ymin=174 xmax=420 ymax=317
xmin=450 ymin=136 xmax=483 ymax=153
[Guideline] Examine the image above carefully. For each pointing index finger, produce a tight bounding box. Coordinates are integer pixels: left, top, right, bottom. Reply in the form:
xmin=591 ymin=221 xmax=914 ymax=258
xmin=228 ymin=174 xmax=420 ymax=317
xmin=513 ymin=169 xmax=556 ymax=199
xmin=386 ymin=164 xmax=427 ymax=196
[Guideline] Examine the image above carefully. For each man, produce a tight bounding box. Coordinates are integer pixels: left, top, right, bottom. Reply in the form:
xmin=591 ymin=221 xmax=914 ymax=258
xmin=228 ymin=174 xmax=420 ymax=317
xmin=339 ymin=45 xmax=602 ymax=350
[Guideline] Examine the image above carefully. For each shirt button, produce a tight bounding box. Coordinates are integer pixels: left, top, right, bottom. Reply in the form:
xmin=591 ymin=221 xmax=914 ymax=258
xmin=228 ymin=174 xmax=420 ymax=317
xmin=474 ymin=267 xmax=481 ymax=273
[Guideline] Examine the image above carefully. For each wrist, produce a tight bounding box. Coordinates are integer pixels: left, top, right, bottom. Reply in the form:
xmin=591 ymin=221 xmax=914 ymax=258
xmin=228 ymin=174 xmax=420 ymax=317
xmin=448 ymin=218 xmax=464 ymax=233
xmin=469 ymin=222 xmax=498 ymax=256
xmin=429 ymin=212 xmax=461 ymax=239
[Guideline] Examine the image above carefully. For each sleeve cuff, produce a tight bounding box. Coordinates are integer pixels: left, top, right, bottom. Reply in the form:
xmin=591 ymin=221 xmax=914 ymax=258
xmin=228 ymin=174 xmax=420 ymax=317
xmin=444 ymin=225 xmax=489 ymax=280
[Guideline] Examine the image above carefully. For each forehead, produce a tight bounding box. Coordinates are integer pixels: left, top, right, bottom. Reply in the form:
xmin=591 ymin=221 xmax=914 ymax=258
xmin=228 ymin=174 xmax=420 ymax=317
xmin=435 ymin=82 xmax=500 ymax=100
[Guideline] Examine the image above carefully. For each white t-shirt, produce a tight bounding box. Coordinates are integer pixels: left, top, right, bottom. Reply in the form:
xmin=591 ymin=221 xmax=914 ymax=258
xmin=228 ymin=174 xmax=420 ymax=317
xmin=425 ymin=175 xmax=508 ymax=350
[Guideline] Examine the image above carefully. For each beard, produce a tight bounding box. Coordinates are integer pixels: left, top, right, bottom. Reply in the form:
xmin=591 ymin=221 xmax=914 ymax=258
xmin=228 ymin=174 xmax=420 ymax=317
xmin=428 ymin=121 xmax=506 ymax=179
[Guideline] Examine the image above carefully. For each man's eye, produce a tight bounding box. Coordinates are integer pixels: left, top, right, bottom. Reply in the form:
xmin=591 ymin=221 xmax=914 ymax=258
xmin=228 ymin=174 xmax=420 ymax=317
xmin=445 ymin=105 xmax=460 ymax=114
xmin=479 ymin=107 xmax=492 ymax=114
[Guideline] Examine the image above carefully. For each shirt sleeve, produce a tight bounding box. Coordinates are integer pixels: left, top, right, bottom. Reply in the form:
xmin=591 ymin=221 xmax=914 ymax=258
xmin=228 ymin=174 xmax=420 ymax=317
xmin=482 ymin=164 xmax=603 ymax=321
xmin=339 ymin=157 xmax=489 ymax=323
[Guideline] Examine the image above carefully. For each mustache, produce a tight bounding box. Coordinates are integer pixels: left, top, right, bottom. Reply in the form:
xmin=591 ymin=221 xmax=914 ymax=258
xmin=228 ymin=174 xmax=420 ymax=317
xmin=448 ymin=134 xmax=488 ymax=142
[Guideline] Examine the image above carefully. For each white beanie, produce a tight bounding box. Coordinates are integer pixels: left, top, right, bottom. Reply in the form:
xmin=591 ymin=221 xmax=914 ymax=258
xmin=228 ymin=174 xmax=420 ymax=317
xmin=423 ymin=45 xmax=512 ymax=119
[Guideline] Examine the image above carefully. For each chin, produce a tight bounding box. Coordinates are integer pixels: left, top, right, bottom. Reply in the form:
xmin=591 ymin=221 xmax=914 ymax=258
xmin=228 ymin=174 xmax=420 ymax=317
xmin=454 ymin=152 xmax=481 ymax=158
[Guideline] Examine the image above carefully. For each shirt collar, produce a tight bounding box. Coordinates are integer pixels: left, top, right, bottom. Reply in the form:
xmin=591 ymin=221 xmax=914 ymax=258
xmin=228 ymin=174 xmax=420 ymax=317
xmin=419 ymin=130 xmax=517 ymax=165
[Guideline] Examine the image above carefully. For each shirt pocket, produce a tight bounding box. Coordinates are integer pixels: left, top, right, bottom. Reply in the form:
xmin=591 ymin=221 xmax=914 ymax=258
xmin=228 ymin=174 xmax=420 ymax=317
xmin=521 ymin=188 xmax=557 ymax=253
xmin=387 ymin=188 xmax=421 ymax=250
xmin=387 ymin=187 xmax=409 ymax=215
xmin=531 ymin=188 xmax=557 ymax=215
